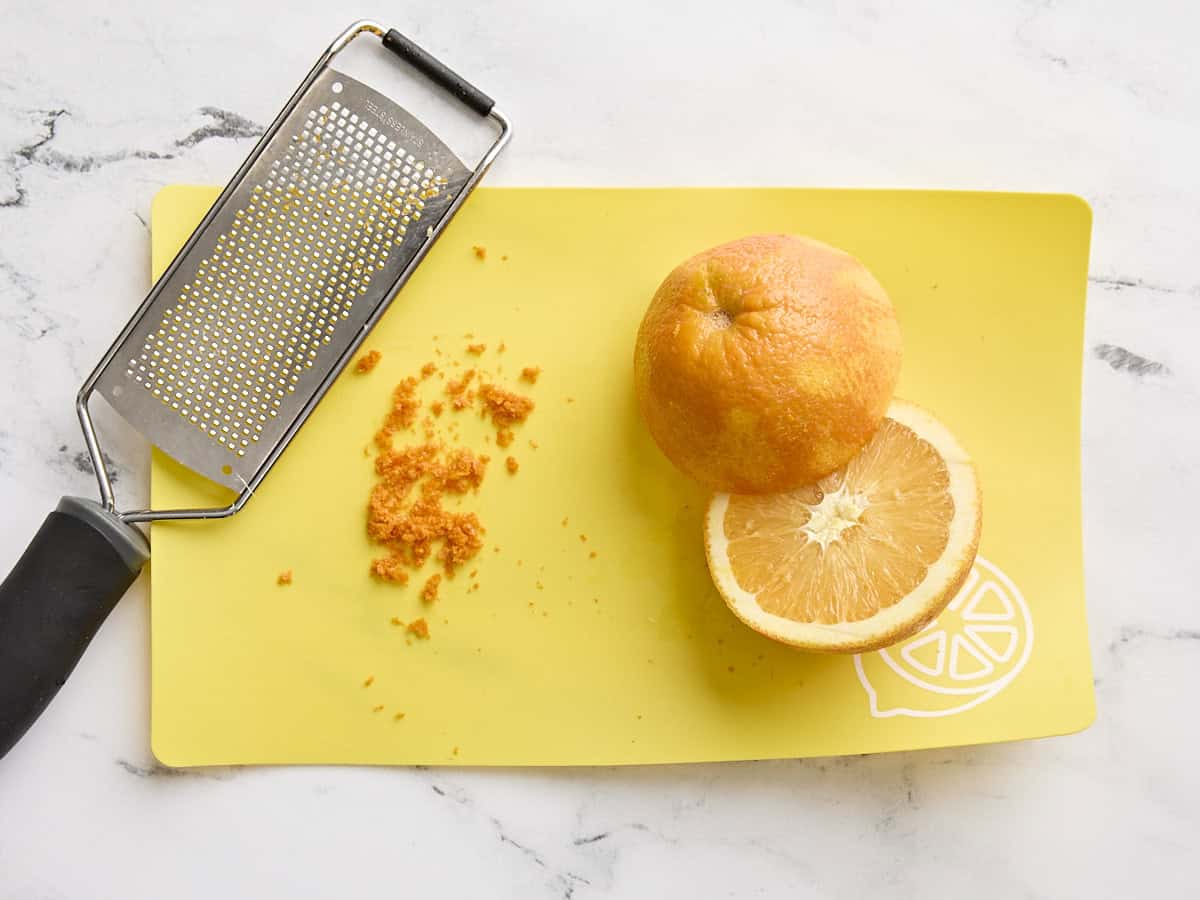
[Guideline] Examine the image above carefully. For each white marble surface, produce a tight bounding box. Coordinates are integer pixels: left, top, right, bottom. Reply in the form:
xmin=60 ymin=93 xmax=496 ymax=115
xmin=1 ymin=1 xmax=1198 ymax=896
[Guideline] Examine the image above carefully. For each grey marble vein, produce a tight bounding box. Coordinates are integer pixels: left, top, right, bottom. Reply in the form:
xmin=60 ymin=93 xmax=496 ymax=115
xmin=115 ymin=758 xmax=191 ymax=777
xmin=0 ymin=108 xmax=67 ymax=208
xmin=55 ymin=443 xmax=120 ymax=484
xmin=115 ymin=758 xmax=235 ymax=781
xmin=1089 ymin=275 xmax=1197 ymax=297
xmin=1013 ymin=1 xmax=1072 ymax=71
xmin=1109 ymin=625 xmax=1200 ymax=658
xmin=0 ymin=257 xmax=59 ymax=340
xmin=1093 ymin=343 xmax=1172 ymax=377
xmin=573 ymin=823 xmax=650 ymax=847
xmin=174 ymin=106 xmax=263 ymax=149
xmin=1 ymin=105 xmax=263 ymax=207
xmin=429 ymin=780 xmax=592 ymax=896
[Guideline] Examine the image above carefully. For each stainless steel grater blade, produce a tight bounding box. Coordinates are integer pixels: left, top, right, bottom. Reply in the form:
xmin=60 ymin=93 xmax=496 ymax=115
xmin=0 ymin=20 xmax=510 ymax=761
xmin=83 ymin=22 xmax=511 ymax=516
xmin=95 ymin=66 xmax=474 ymax=495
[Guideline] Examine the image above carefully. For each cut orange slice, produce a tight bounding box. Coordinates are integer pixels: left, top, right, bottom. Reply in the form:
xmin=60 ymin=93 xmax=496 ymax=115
xmin=704 ymin=400 xmax=981 ymax=653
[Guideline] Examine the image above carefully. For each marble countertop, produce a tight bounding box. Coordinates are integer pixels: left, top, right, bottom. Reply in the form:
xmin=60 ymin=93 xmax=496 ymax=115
xmin=1 ymin=1 xmax=1197 ymax=896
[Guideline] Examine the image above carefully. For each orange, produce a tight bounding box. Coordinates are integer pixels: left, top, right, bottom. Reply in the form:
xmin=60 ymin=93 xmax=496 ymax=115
xmin=634 ymin=234 xmax=902 ymax=493
xmin=704 ymin=400 xmax=981 ymax=653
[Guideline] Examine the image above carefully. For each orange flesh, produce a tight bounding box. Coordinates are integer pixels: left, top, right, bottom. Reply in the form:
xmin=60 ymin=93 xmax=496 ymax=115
xmin=724 ymin=419 xmax=953 ymax=623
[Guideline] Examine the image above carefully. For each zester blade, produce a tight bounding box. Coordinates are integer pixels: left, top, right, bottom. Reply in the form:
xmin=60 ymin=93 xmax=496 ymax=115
xmin=95 ymin=67 xmax=471 ymax=492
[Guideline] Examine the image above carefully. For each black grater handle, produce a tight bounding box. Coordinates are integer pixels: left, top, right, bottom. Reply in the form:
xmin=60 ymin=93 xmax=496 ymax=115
xmin=381 ymin=29 xmax=496 ymax=116
xmin=0 ymin=498 xmax=148 ymax=760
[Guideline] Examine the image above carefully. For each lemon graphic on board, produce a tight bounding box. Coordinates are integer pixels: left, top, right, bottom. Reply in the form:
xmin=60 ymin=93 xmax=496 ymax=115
xmin=853 ymin=556 xmax=1033 ymax=718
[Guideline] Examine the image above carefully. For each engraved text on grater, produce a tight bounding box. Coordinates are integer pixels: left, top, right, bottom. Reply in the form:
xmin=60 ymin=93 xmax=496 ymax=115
xmin=124 ymin=97 xmax=450 ymax=458
xmin=364 ymin=98 xmax=413 ymax=138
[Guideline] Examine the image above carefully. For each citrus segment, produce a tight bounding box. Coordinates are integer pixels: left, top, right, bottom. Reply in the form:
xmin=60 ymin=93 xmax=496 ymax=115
xmin=705 ymin=400 xmax=981 ymax=653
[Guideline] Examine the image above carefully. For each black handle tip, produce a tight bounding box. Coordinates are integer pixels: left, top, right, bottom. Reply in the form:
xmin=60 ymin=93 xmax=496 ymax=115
xmin=382 ymin=29 xmax=495 ymax=117
xmin=0 ymin=501 xmax=147 ymax=759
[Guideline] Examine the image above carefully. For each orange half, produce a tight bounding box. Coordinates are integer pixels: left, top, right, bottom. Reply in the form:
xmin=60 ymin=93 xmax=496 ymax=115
xmin=704 ymin=400 xmax=981 ymax=653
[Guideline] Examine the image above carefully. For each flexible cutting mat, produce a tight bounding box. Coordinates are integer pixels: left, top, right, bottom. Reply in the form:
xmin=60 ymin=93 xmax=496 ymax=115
xmin=149 ymin=185 xmax=1094 ymax=766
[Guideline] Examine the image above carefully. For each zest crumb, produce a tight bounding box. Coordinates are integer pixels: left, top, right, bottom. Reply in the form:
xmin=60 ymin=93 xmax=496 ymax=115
xmin=561 ymin=518 xmax=568 ymax=527
xmin=496 ymin=429 xmax=514 ymax=448
xmin=394 ymin=712 xmax=406 ymax=721
xmin=520 ymin=367 xmax=541 ymax=384
xmin=497 ymin=342 xmax=506 ymax=353
xmin=407 ymin=618 xmax=430 ymax=639
xmin=477 ymin=383 xmax=535 ymax=427
xmin=501 ymin=255 xmax=508 ymax=262
xmin=380 ymin=377 xmax=422 ymax=437
xmin=506 ymin=456 xmax=519 ymax=474
xmin=370 ymin=495 xmax=485 ymax=575
xmin=355 ymin=350 xmax=382 ymax=374
xmin=452 ymin=746 xmax=460 ymax=756
xmin=370 ymin=558 xmax=410 ymax=584
xmin=445 ymin=369 xmax=477 ymax=409
xmin=565 ymin=396 xmax=575 ymax=404
xmin=421 ymin=574 xmax=442 ymax=604
xmin=367 ymin=362 xmax=533 ymax=590
xmin=433 ymin=448 xmax=489 ymax=494
xmin=277 ymin=570 xmax=293 ymax=586
xmin=467 ymin=343 xmax=486 ymax=355
xmin=421 ymin=362 xmax=438 ymax=378
xmin=363 ymin=675 xmax=375 ymax=687
xmin=589 ymin=551 xmax=597 ymax=559
xmin=472 ymin=246 xmax=486 ymax=260
xmin=390 ymin=617 xmax=404 ymax=626
xmin=373 ymin=704 xmax=384 ymax=713
xmin=469 ymin=570 xmax=478 ymax=578
xmin=371 ymin=442 xmax=440 ymax=500
xmin=579 ymin=534 xmax=588 ymax=542
xmin=529 ymin=439 xmax=539 ymax=450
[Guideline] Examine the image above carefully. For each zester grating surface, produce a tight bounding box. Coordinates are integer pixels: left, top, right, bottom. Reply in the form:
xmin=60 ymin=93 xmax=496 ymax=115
xmin=96 ymin=68 xmax=472 ymax=492
xmin=128 ymin=103 xmax=448 ymax=454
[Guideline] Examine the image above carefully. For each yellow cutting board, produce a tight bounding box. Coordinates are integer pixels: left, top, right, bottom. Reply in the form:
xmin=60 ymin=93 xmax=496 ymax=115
xmin=149 ymin=185 xmax=1094 ymax=766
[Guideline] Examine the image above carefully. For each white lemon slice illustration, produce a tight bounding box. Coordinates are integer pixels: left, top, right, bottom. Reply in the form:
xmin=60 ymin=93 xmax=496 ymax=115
xmin=853 ymin=556 xmax=1033 ymax=718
